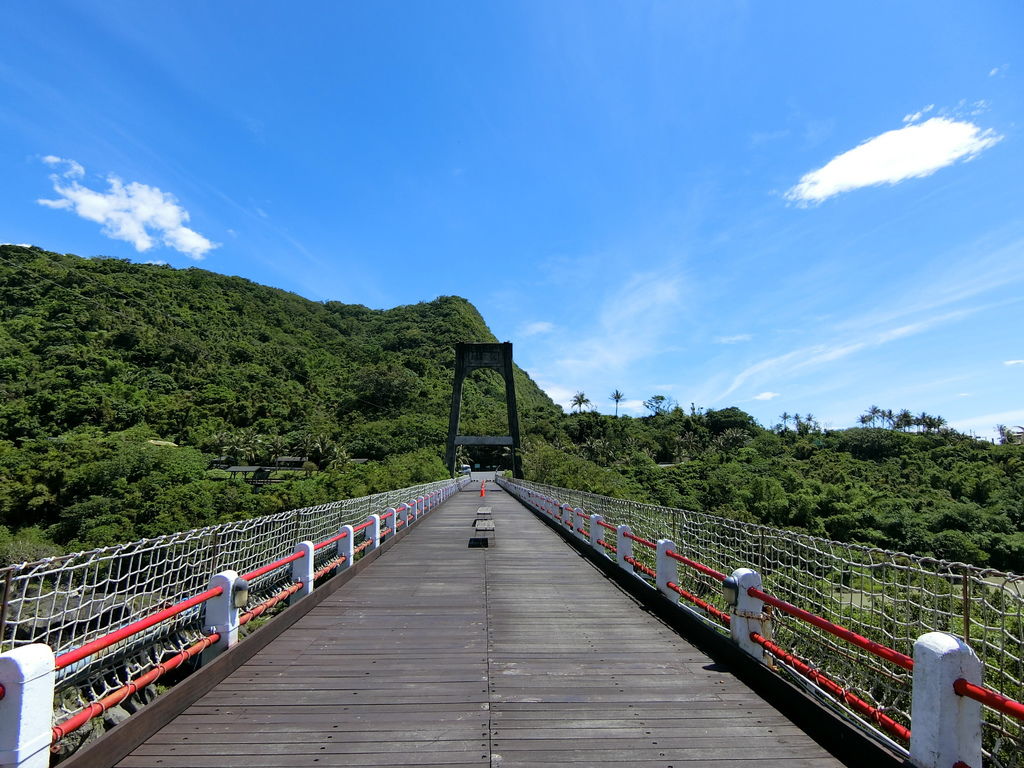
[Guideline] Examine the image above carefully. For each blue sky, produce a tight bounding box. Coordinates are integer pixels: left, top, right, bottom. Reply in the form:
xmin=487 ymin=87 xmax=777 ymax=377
xmin=2 ymin=1 xmax=1022 ymax=436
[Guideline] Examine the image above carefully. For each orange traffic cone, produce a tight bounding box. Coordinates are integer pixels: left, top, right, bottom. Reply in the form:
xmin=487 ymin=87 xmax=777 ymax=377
xmin=480 ymin=480 xmax=486 ymax=497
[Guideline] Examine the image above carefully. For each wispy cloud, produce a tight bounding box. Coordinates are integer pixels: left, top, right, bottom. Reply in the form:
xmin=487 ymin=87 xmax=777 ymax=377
xmin=521 ymin=321 xmax=555 ymax=337
xmin=1005 ymin=360 xmax=1024 ymax=366
xmin=902 ymin=104 xmax=934 ymax=124
xmin=989 ymin=64 xmax=1008 ymax=77
xmin=715 ymin=333 xmax=752 ymax=344
xmin=950 ymin=409 xmax=1024 ymax=438
xmin=555 ymin=270 xmax=684 ymax=372
xmin=38 ymin=156 xmax=218 ymax=259
xmin=786 ymin=116 xmax=1003 ymax=205
xmin=716 ymin=308 xmax=980 ymax=402
xmin=753 ymin=391 xmax=780 ymax=401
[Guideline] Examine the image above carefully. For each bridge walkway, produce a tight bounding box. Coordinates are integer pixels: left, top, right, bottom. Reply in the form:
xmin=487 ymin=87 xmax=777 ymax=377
xmin=114 ymin=481 xmax=844 ymax=768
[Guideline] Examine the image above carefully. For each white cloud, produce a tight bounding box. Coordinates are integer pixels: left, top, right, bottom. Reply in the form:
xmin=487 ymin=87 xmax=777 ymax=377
xmin=786 ymin=117 xmax=1003 ymax=205
xmin=950 ymin=409 xmax=1024 ymax=439
xmin=753 ymin=391 xmax=780 ymax=401
xmin=1005 ymin=360 xmax=1024 ymax=366
xmin=42 ymin=155 xmax=84 ymax=178
xmin=989 ymin=65 xmax=1007 ymax=77
xmin=537 ymin=382 xmax=577 ymax=412
xmin=37 ymin=157 xmax=217 ymax=259
xmin=716 ymin=308 xmax=970 ymax=402
xmin=902 ymin=104 xmax=934 ymax=124
xmin=521 ymin=321 xmax=555 ymax=337
xmin=618 ymin=399 xmax=648 ymax=414
xmin=715 ymin=334 xmax=752 ymax=344
xmin=555 ymin=271 xmax=684 ymax=372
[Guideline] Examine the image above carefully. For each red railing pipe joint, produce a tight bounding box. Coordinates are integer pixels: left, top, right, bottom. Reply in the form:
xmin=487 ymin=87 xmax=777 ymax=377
xmin=331 ymin=524 xmax=356 ymax=574
xmin=909 ymin=632 xmax=983 ymax=768
xmin=655 ymin=538 xmax=677 ymax=598
xmin=724 ymin=568 xmax=768 ymax=662
xmin=201 ymin=570 xmax=250 ymax=662
xmin=953 ymin=678 xmax=1024 ymax=722
xmin=588 ymin=513 xmax=605 ymax=550
xmin=0 ymin=643 xmax=55 ymax=767
xmin=615 ymin=524 xmax=634 ymax=574
xmin=290 ymin=541 xmax=315 ymax=605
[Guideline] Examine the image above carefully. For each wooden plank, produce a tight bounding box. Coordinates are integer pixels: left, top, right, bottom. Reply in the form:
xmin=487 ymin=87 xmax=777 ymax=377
xmin=82 ymin=485 xmax=863 ymax=767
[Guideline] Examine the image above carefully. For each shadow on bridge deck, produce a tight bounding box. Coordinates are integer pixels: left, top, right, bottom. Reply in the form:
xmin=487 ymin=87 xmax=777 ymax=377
xmin=86 ymin=480 xmax=852 ymax=768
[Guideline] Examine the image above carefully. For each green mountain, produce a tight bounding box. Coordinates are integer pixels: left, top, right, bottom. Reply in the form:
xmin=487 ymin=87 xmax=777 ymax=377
xmin=0 ymin=245 xmax=558 ymax=555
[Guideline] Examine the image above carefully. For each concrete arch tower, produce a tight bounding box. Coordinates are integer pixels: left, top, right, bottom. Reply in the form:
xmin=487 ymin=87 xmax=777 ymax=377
xmin=445 ymin=342 xmax=523 ymax=478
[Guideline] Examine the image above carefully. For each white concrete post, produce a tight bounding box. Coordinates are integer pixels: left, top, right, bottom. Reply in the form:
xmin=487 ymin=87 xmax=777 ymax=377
xmin=616 ymin=524 xmax=634 ymax=573
xmin=726 ymin=567 xmax=766 ymax=662
xmin=589 ymin=514 xmax=604 ymax=551
xmin=202 ymin=569 xmax=243 ymax=663
xmin=573 ymin=508 xmax=587 ymax=541
xmin=399 ymin=503 xmax=412 ymax=531
xmin=0 ymin=644 xmax=55 ymax=768
xmin=909 ymin=632 xmax=983 ymax=768
xmin=290 ymin=540 xmax=315 ymax=605
xmin=416 ymin=496 xmax=425 ymax=519
xmin=365 ymin=514 xmax=381 ymax=551
xmin=559 ymin=504 xmax=571 ymax=530
xmin=656 ymin=539 xmax=678 ymax=600
xmin=383 ymin=508 xmax=396 ymax=540
xmin=337 ymin=524 xmax=355 ymax=571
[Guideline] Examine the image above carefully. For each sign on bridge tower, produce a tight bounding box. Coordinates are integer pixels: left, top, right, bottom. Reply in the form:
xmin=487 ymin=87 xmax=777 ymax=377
xmin=446 ymin=342 xmax=523 ymax=478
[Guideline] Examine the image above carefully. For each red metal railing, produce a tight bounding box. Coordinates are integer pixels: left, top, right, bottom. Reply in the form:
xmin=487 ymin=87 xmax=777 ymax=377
xmin=623 ymin=531 xmax=657 ymax=549
xmin=751 ymin=632 xmax=912 ymax=742
xmin=241 ymin=550 xmax=305 ymax=582
xmin=510 ymin=480 xmax=1024 ymax=761
xmin=313 ymin=530 xmax=349 ymax=551
xmin=45 ymin=485 xmax=457 ymax=745
xmin=54 ymin=587 xmax=224 ymax=671
xmin=747 ymin=587 xmax=914 ymax=672
xmin=954 ymin=678 xmax=1024 ymax=721
xmin=667 ymin=581 xmax=731 ymax=626
xmin=665 ymin=550 xmax=727 ymax=583
xmin=624 ymin=556 xmax=656 ymax=579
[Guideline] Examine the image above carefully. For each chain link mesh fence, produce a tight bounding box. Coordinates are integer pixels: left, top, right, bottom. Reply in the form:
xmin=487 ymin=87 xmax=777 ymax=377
xmin=500 ymin=477 xmax=1023 ymax=767
xmin=0 ymin=479 xmax=458 ymax=724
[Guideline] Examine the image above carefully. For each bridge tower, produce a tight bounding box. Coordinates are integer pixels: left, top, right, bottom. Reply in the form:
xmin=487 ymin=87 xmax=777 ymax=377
xmin=446 ymin=342 xmax=523 ymax=478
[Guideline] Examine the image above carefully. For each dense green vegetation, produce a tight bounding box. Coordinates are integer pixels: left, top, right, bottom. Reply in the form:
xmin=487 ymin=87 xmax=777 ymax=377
xmin=0 ymin=245 xmax=558 ymax=559
xmin=2 ymin=244 xmax=1020 ymax=572
xmin=523 ymin=402 xmax=1024 ymax=571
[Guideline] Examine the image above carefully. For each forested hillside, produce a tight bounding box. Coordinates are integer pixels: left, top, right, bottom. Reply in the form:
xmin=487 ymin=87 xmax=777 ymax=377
xmin=0 ymin=245 xmax=558 ymax=557
xmin=2 ymin=245 xmax=1020 ymax=573
xmin=524 ymin=404 xmax=1024 ymax=571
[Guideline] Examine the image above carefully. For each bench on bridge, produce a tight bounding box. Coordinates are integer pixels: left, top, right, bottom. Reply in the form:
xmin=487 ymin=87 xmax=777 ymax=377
xmin=469 ymin=506 xmax=495 ymax=547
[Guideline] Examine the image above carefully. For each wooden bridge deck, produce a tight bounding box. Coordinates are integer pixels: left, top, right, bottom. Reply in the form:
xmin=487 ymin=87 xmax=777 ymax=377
xmin=114 ymin=482 xmax=845 ymax=768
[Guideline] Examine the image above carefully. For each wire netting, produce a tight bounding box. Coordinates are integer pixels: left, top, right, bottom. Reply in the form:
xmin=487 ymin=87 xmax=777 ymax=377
xmin=500 ymin=477 xmax=1024 ymax=768
xmin=0 ymin=479 xmax=459 ymax=724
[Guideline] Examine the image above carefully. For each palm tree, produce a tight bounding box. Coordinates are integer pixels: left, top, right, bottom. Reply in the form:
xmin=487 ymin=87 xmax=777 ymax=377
xmin=780 ymin=412 xmax=791 ymax=431
xmin=267 ymin=434 xmax=291 ymax=463
xmin=865 ymin=405 xmax=882 ymax=427
xmin=610 ymin=389 xmax=625 ymax=417
xmin=895 ymin=409 xmax=914 ymax=432
xmin=571 ymin=391 xmax=591 ymax=413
